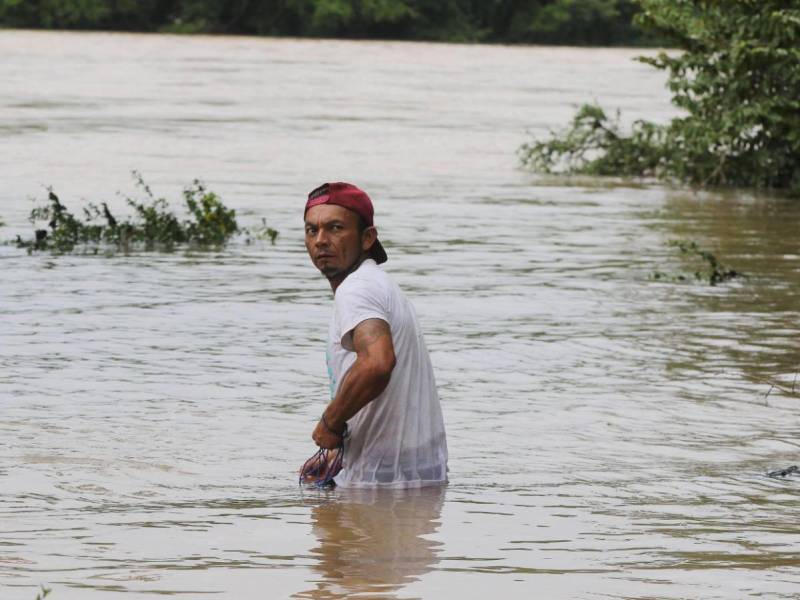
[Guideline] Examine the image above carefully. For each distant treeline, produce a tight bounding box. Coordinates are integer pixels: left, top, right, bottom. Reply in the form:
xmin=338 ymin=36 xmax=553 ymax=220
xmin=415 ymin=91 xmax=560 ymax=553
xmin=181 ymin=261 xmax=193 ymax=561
xmin=0 ymin=0 xmax=659 ymax=45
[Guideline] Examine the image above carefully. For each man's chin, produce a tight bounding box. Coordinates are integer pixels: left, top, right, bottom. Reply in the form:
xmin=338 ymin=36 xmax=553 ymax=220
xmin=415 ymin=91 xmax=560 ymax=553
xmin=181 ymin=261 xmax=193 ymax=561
xmin=316 ymin=263 xmax=341 ymax=279
xmin=314 ymin=256 xmax=362 ymax=281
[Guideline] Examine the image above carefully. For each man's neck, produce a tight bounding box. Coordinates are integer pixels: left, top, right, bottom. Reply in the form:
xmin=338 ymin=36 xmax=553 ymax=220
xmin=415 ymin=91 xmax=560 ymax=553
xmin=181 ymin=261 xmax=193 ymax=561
xmin=329 ymin=255 xmax=370 ymax=293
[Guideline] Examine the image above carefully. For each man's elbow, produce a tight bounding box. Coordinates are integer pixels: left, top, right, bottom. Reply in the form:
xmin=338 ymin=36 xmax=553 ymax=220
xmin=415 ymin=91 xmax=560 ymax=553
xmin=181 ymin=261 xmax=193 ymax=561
xmin=372 ymin=354 xmax=396 ymax=386
xmin=386 ymin=353 xmax=397 ymax=377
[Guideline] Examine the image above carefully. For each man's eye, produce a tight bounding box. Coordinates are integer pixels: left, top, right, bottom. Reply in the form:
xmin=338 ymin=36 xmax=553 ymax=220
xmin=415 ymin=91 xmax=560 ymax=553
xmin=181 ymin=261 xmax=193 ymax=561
xmin=305 ymin=228 xmax=316 ymax=235
xmin=332 ymin=224 xmax=343 ymax=231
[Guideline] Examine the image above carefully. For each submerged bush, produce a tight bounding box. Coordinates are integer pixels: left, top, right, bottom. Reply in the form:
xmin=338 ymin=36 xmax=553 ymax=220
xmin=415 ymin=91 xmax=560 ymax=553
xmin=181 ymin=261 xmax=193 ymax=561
xmin=15 ymin=174 xmax=276 ymax=254
xmin=182 ymin=181 xmax=238 ymax=246
xmin=34 ymin=586 xmax=51 ymax=600
xmin=520 ymin=103 xmax=668 ymax=177
xmin=651 ymin=239 xmax=742 ymax=285
xmin=521 ymin=1 xmax=800 ymax=196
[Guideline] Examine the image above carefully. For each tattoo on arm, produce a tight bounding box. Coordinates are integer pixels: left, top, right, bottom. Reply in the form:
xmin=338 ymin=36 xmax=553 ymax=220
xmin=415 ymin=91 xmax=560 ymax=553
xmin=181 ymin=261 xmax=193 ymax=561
xmin=353 ymin=319 xmax=391 ymax=352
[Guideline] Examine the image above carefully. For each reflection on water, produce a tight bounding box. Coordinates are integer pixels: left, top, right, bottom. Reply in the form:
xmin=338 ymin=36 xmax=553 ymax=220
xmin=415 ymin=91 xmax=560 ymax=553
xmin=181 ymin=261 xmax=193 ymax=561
xmin=297 ymin=487 xmax=444 ymax=599
xmin=2 ymin=30 xmax=800 ymax=600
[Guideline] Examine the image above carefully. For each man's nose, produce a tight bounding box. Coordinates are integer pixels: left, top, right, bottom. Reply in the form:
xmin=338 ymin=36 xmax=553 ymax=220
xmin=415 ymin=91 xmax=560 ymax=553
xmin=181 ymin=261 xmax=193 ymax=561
xmin=314 ymin=229 xmax=329 ymax=246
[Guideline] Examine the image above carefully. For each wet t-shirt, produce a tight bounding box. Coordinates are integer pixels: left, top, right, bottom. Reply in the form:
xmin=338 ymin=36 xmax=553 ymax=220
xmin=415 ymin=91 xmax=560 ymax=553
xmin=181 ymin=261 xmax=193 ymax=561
xmin=326 ymin=259 xmax=448 ymax=488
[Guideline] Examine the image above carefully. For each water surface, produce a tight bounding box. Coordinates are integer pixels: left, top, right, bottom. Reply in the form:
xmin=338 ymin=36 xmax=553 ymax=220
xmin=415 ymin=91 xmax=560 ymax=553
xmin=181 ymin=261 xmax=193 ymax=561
xmin=1 ymin=30 xmax=799 ymax=599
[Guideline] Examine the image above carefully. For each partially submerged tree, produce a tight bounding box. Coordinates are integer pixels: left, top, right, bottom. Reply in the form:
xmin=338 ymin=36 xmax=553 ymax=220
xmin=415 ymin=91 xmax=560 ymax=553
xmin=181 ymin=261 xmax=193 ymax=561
xmin=521 ymin=0 xmax=800 ymax=196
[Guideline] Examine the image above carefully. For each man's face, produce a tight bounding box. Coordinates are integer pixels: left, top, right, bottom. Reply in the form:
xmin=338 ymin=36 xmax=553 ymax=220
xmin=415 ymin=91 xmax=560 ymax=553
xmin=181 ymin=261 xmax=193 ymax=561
xmin=304 ymin=204 xmax=366 ymax=279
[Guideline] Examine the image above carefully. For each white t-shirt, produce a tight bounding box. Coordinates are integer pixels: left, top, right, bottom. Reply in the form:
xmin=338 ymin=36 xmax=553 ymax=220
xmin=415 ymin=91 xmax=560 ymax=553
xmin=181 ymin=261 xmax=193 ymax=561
xmin=326 ymin=259 xmax=448 ymax=488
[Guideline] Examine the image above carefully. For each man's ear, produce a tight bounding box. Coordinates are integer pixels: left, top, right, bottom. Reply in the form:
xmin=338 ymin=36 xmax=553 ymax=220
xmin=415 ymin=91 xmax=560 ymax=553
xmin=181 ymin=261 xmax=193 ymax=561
xmin=361 ymin=226 xmax=378 ymax=252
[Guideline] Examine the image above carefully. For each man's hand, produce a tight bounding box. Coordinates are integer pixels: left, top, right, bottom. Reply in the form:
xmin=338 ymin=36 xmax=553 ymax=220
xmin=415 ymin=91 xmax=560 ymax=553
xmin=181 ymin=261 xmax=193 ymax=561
xmin=299 ymin=448 xmax=341 ymax=481
xmin=312 ymin=417 xmax=344 ymax=450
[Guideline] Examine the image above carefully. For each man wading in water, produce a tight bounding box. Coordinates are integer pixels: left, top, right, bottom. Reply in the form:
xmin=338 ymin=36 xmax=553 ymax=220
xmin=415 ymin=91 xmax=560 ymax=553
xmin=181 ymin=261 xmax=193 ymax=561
xmin=303 ymin=182 xmax=448 ymax=488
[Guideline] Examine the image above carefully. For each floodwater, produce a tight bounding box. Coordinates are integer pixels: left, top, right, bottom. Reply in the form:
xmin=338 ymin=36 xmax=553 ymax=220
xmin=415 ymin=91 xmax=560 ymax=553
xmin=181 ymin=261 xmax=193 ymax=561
xmin=1 ymin=30 xmax=800 ymax=599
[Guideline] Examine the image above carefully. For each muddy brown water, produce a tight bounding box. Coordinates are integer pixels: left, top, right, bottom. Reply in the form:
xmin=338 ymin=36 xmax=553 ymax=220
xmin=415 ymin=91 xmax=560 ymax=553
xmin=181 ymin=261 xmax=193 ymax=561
xmin=1 ymin=30 xmax=799 ymax=599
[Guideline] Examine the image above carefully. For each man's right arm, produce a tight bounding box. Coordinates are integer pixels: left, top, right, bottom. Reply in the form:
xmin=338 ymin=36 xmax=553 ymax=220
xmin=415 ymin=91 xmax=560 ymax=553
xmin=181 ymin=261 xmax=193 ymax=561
xmin=311 ymin=318 xmax=396 ymax=449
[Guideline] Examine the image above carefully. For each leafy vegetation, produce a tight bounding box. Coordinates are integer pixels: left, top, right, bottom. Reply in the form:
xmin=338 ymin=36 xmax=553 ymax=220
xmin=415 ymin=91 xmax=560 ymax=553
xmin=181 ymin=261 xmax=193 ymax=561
xmin=521 ymin=1 xmax=800 ymax=196
xmin=520 ymin=104 xmax=668 ymax=177
xmin=651 ymin=239 xmax=742 ymax=286
xmin=0 ymin=0 xmax=657 ymax=45
xmin=14 ymin=174 xmax=277 ymax=254
xmin=34 ymin=586 xmax=51 ymax=600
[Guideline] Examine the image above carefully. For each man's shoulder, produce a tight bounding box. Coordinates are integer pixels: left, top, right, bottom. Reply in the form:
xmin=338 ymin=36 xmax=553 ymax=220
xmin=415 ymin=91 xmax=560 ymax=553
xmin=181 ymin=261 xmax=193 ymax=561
xmin=341 ymin=260 xmax=392 ymax=293
xmin=337 ymin=261 xmax=405 ymax=315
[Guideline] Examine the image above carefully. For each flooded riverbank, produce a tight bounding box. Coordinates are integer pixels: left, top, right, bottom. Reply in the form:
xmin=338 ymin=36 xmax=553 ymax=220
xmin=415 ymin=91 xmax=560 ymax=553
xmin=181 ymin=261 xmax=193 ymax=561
xmin=1 ymin=30 xmax=799 ymax=599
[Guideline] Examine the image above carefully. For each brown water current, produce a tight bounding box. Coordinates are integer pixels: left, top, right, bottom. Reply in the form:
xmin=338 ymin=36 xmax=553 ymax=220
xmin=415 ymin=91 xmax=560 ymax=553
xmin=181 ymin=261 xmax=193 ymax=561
xmin=1 ymin=31 xmax=800 ymax=599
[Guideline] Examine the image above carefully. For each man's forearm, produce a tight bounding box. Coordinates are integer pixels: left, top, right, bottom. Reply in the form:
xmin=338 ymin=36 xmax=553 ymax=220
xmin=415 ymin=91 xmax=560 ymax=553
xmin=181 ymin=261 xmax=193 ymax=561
xmin=312 ymin=318 xmax=395 ymax=449
xmin=323 ymin=357 xmax=392 ymax=431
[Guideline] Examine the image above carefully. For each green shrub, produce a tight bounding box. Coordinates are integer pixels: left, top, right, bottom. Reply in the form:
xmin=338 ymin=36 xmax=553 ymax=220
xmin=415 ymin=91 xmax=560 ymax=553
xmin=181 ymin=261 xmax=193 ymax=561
xmin=521 ymin=0 xmax=800 ymax=196
xmin=34 ymin=586 xmax=51 ymax=600
xmin=183 ymin=180 xmax=239 ymax=246
xmin=14 ymin=174 xmax=274 ymax=254
xmin=520 ymin=103 xmax=668 ymax=177
xmin=651 ymin=239 xmax=742 ymax=285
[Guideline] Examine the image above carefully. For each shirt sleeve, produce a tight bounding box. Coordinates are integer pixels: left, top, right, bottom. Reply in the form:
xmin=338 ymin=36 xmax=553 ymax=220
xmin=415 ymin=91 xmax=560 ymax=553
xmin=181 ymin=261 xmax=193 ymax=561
xmin=334 ymin=276 xmax=390 ymax=352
